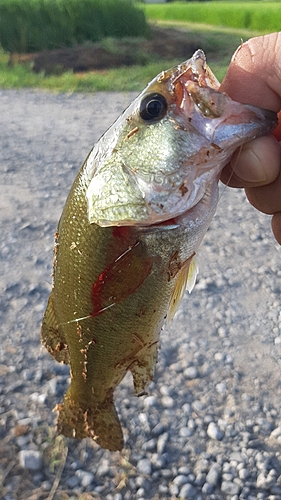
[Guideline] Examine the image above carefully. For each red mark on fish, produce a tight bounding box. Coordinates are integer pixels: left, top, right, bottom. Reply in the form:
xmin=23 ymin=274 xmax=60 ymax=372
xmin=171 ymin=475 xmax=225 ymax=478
xmin=91 ymin=241 xmax=153 ymax=317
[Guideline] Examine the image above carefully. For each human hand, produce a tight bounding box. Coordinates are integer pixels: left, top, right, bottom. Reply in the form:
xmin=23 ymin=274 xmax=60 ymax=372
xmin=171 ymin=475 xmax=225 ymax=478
xmin=219 ymin=32 xmax=281 ymax=244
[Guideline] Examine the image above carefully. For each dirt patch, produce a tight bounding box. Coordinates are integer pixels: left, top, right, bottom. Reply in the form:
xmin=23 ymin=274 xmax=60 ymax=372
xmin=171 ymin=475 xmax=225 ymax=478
xmin=12 ymin=26 xmax=199 ymax=75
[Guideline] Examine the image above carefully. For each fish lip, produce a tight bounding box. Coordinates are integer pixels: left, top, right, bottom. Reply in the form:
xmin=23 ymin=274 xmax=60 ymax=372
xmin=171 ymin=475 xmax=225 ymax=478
xmin=170 ymin=49 xmax=220 ymax=94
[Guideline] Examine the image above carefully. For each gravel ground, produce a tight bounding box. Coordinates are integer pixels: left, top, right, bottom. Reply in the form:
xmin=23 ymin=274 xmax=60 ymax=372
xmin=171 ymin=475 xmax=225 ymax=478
xmin=1 ymin=89 xmax=281 ymax=500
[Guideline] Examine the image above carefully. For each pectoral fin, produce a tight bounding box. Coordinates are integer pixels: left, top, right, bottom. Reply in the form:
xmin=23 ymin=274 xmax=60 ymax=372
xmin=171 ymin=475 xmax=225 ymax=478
xmin=167 ymin=254 xmax=198 ymax=323
xmin=41 ymin=292 xmax=69 ymax=364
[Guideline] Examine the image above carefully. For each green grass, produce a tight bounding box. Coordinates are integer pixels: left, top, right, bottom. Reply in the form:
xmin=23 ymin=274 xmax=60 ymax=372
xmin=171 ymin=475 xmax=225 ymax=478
xmin=0 ymin=0 xmax=148 ymax=53
xmin=2 ymin=56 xmax=224 ymax=93
xmin=0 ymin=50 xmax=227 ymax=93
xmin=0 ymin=16 xmax=267 ymax=93
xmin=142 ymin=1 xmax=281 ymax=34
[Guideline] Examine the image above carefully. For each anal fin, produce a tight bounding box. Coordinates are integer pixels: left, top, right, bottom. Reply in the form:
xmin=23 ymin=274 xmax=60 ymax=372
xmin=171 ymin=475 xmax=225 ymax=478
xmin=167 ymin=253 xmax=198 ymax=323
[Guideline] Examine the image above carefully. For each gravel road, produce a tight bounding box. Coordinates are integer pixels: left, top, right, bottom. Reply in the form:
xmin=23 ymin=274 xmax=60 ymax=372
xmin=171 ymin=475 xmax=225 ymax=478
xmin=1 ymin=89 xmax=281 ymax=500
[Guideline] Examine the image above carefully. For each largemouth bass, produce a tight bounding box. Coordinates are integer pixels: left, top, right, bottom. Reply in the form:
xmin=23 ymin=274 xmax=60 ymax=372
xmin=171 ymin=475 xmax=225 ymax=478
xmin=42 ymin=50 xmax=277 ymax=451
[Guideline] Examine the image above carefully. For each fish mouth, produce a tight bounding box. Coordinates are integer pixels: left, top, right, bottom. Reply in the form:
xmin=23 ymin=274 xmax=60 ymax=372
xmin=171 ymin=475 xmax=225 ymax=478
xmin=170 ymin=50 xmax=220 ymax=103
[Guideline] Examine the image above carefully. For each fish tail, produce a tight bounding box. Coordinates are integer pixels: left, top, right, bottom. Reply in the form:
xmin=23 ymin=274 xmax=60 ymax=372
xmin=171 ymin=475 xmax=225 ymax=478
xmin=56 ymin=391 xmax=124 ymax=451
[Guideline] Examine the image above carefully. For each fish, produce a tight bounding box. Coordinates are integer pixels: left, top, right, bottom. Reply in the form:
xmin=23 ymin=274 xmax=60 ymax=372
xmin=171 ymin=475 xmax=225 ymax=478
xmin=41 ymin=50 xmax=277 ymax=451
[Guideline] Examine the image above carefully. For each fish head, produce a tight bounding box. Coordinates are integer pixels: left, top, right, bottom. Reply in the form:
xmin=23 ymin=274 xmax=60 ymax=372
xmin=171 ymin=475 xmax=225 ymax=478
xmin=86 ymin=50 xmax=277 ymax=227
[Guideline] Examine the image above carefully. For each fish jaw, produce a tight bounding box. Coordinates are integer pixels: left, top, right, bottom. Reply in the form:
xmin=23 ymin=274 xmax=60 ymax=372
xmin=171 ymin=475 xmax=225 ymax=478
xmin=85 ymin=50 xmax=277 ymax=228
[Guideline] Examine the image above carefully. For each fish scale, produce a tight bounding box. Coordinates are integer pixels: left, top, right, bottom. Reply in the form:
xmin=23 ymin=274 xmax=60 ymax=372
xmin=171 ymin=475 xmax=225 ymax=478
xmin=41 ymin=50 xmax=277 ymax=451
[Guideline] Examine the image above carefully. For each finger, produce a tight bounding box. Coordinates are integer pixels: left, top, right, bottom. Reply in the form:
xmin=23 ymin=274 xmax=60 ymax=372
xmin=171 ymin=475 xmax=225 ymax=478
xmin=245 ymin=167 xmax=281 ymax=215
xmin=272 ymin=212 xmax=281 ymax=245
xmin=220 ymin=33 xmax=281 ymax=112
xmin=220 ymin=135 xmax=281 ymax=188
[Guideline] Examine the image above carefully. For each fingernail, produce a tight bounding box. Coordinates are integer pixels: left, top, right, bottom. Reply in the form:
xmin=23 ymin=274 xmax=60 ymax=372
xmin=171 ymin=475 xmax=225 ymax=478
xmin=230 ymin=144 xmax=267 ymax=183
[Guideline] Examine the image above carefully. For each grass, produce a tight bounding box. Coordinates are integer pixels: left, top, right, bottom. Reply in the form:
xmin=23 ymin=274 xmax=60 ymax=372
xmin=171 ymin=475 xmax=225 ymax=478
xmin=142 ymin=1 xmax=281 ymax=34
xmin=0 ymin=51 xmax=228 ymax=93
xmin=0 ymin=20 xmax=263 ymax=93
xmin=0 ymin=0 xmax=148 ymax=53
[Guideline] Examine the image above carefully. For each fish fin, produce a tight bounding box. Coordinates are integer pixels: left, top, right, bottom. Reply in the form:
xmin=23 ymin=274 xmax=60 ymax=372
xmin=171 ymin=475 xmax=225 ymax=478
xmin=186 ymin=254 xmax=199 ymax=293
xmin=56 ymin=391 xmax=124 ymax=451
xmin=167 ymin=254 xmax=198 ymax=323
xmin=130 ymin=342 xmax=158 ymax=396
xmin=41 ymin=292 xmax=69 ymax=364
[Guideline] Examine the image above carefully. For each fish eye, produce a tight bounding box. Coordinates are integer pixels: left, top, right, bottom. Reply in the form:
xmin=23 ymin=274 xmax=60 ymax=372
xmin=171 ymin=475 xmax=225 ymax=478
xmin=139 ymin=93 xmax=168 ymax=122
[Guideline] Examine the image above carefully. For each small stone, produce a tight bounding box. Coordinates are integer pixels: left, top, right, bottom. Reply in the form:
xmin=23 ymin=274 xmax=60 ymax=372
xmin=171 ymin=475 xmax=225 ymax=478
xmin=46 ymin=378 xmax=59 ymax=395
xmin=67 ymin=475 xmax=79 ymax=488
xmin=206 ymin=464 xmax=221 ymax=486
xmin=179 ymin=427 xmax=193 ymax=438
xmin=181 ymin=403 xmax=192 ymax=414
xmin=19 ymin=450 xmax=42 ymax=471
xmin=151 ymin=422 xmax=165 ymax=436
xmin=160 ymin=385 xmax=173 ymax=396
xmin=184 ymin=366 xmax=198 ymax=379
xmin=239 ymin=468 xmax=249 ymax=480
xmin=29 ymin=392 xmax=46 ymax=404
xmin=223 ymin=473 xmax=234 ymax=482
xmin=16 ymin=434 xmax=32 ymax=448
xmin=178 ymin=466 xmax=191 ymax=476
xmin=70 ymin=461 xmax=83 ymax=470
xmin=158 ymin=484 xmax=169 ymax=494
xmin=216 ymin=382 xmax=227 ymax=394
xmin=97 ymin=463 xmax=110 ymax=476
xmin=202 ymin=482 xmax=214 ymax=494
xmin=173 ymin=475 xmax=189 ymax=486
xmin=169 ymin=484 xmax=179 ymax=496
xmin=161 ymin=396 xmax=174 ymax=408
xmin=179 ymin=483 xmax=197 ymax=498
xmin=17 ymin=417 xmax=32 ymax=427
xmin=207 ymin=422 xmax=224 ymax=440
xmin=256 ymin=472 xmax=276 ymax=489
xmin=221 ymin=481 xmax=240 ymax=495
xmin=192 ymin=400 xmax=205 ymax=412
xmin=113 ymin=494 xmax=123 ymax=500
xmin=143 ymin=396 xmax=157 ymax=408
xmin=81 ymin=472 xmax=94 ymax=488
xmin=150 ymin=453 xmax=166 ymax=469
xmin=142 ymin=438 xmax=156 ymax=452
xmin=137 ymin=458 xmax=152 ymax=476
xmin=136 ymin=476 xmax=149 ymax=489
xmin=270 ymin=426 xmax=281 ymax=439
xmin=229 ymin=452 xmax=244 ymax=462
xmin=195 ymin=472 xmax=206 ymax=486
xmin=161 ymin=469 xmax=173 ymax=479
xmin=22 ymin=369 xmax=34 ymax=381
xmin=157 ymin=432 xmax=169 ymax=454
xmin=41 ymin=481 xmax=52 ymax=491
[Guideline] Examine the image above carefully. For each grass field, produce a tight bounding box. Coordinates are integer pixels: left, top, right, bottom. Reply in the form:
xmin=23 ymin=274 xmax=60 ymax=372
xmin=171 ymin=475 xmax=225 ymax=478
xmin=142 ymin=2 xmax=281 ymax=34
xmin=0 ymin=1 xmax=273 ymax=93
xmin=0 ymin=0 xmax=148 ymax=53
xmin=0 ymin=22 xmax=255 ymax=93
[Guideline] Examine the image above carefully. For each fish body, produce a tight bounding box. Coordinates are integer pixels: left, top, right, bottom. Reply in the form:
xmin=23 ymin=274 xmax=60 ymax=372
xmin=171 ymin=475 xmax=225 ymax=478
xmin=42 ymin=51 xmax=277 ymax=451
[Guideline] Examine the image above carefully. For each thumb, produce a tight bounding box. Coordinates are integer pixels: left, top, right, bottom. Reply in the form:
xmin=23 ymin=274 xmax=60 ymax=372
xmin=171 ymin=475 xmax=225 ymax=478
xmin=220 ymin=135 xmax=281 ymax=188
xmin=219 ymin=33 xmax=281 ymax=188
xmin=220 ymin=32 xmax=281 ymax=112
